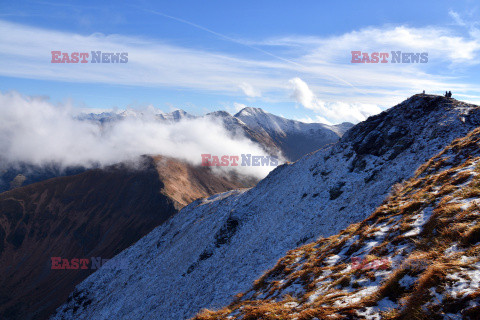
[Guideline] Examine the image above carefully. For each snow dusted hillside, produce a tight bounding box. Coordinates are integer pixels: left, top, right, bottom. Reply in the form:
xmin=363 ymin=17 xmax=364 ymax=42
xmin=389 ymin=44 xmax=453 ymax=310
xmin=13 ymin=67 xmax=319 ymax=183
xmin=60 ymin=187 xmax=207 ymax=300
xmin=193 ymin=125 xmax=480 ymax=319
xmin=235 ymin=107 xmax=352 ymax=160
xmin=51 ymin=95 xmax=480 ymax=320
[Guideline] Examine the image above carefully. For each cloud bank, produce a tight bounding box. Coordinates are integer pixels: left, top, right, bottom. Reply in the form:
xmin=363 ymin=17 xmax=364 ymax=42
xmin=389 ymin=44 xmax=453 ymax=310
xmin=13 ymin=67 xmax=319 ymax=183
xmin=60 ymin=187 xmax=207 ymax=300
xmin=289 ymin=77 xmax=382 ymax=124
xmin=0 ymin=91 xmax=277 ymax=178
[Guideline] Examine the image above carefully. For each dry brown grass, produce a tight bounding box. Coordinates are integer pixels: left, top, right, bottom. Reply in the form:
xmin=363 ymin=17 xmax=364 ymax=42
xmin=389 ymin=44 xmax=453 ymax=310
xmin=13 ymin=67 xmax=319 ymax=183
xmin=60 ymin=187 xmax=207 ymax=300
xmin=194 ymin=308 xmax=230 ymax=320
xmin=457 ymin=177 xmax=480 ymax=199
xmin=398 ymin=264 xmax=448 ymax=319
xmin=460 ymin=224 xmax=480 ymax=247
xmin=190 ymin=127 xmax=480 ymax=320
xmin=450 ymin=171 xmax=473 ymax=186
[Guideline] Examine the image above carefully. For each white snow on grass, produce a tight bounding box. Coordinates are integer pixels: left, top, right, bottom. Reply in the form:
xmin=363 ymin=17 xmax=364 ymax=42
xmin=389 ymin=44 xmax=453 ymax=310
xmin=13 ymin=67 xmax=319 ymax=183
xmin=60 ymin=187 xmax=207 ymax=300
xmin=324 ymin=255 xmax=341 ymax=266
xmin=283 ymin=301 xmax=299 ymax=308
xmin=445 ymin=262 xmax=480 ymax=299
xmin=399 ymin=274 xmax=416 ymax=289
xmin=404 ymin=207 xmax=433 ymax=237
xmin=355 ymin=297 xmax=397 ymax=320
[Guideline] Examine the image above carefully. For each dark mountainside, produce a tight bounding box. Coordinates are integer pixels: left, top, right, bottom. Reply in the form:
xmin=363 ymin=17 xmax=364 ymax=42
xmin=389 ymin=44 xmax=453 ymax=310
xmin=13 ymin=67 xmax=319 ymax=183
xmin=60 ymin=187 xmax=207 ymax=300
xmin=0 ymin=163 xmax=87 ymax=193
xmin=0 ymin=156 xmax=253 ymax=320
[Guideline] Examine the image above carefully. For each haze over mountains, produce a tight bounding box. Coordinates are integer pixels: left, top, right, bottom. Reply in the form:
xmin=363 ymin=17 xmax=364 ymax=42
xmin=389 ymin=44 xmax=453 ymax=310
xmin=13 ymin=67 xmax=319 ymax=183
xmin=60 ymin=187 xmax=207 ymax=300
xmin=49 ymin=95 xmax=480 ymax=320
xmin=79 ymin=105 xmax=352 ymax=162
xmin=0 ymin=91 xmax=352 ymax=193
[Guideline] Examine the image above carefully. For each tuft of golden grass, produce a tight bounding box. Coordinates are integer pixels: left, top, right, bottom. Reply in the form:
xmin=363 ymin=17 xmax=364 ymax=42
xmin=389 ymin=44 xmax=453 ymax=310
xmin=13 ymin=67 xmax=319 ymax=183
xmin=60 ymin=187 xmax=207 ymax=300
xmin=460 ymin=224 xmax=480 ymax=247
xmin=396 ymin=269 xmax=444 ymax=318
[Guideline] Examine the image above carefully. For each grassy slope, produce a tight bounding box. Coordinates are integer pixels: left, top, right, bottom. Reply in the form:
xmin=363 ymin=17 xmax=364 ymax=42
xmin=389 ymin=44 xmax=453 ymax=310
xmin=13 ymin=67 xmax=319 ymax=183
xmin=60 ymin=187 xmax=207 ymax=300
xmin=192 ymin=127 xmax=480 ymax=320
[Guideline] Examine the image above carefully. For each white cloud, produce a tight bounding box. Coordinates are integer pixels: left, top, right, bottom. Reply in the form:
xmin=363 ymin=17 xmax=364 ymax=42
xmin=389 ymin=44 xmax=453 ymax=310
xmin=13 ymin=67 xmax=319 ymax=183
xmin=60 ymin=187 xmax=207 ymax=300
xmin=0 ymin=91 xmax=277 ymax=178
xmin=448 ymin=10 xmax=467 ymax=27
xmin=289 ymin=77 xmax=322 ymax=112
xmin=294 ymin=115 xmax=332 ymax=125
xmin=239 ymin=82 xmax=261 ymax=97
xmin=0 ymin=20 xmax=479 ymax=121
xmin=269 ymin=25 xmax=480 ymax=65
xmin=289 ymin=77 xmax=382 ymax=124
xmin=233 ymin=102 xmax=248 ymax=112
xmin=0 ymin=20 xmax=284 ymax=96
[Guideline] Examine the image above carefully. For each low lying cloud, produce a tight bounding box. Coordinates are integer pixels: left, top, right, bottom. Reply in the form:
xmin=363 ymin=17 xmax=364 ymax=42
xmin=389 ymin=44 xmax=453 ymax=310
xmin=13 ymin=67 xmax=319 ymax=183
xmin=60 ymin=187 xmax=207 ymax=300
xmin=0 ymin=91 xmax=278 ymax=178
xmin=239 ymin=82 xmax=261 ymax=98
xmin=289 ymin=77 xmax=382 ymax=124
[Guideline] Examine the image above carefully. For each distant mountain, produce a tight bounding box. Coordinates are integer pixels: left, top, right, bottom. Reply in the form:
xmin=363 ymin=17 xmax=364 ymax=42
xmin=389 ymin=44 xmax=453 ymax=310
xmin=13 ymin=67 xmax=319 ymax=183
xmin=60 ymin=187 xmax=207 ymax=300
xmin=0 ymin=156 xmax=254 ymax=320
xmin=50 ymin=95 xmax=480 ymax=320
xmin=156 ymin=109 xmax=196 ymax=122
xmin=0 ymin=162 xmax=87 ymax=193
xmin=75 ymin=109 xmax=195 ymax=123
xmin=78 ymin=107 xmax=353 ymax=162
xmin=234 ymin=107 xmax=352 ymax=160
xmin=1 ymin=107 xmax=350 ymax=193
xmin=193 ymin=124 xmax=480 ymax=319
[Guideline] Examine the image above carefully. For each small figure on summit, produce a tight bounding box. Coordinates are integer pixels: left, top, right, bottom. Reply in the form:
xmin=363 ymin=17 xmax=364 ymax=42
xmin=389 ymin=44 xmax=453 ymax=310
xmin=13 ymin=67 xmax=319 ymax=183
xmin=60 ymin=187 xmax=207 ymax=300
xmin=445 ymin=91 xmax=452 ymax=98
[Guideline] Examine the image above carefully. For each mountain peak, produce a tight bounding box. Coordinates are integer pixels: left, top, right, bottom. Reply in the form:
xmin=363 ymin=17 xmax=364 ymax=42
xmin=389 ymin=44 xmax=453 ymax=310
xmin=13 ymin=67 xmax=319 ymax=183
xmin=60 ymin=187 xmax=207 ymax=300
xmin=340 ymin=93 xmax=480 ymax=160
xmin=408 ymin=93 xmax=461 ymax=106
xmin=157 ymin=109 xmax=196 ymax=122
xmin=170 ymin=109 xmax=188 ymax=115
xmin=234 ymin=106 xmax=266 ymax=118
xmin=206 ymin=110 xmax=232 ymax=118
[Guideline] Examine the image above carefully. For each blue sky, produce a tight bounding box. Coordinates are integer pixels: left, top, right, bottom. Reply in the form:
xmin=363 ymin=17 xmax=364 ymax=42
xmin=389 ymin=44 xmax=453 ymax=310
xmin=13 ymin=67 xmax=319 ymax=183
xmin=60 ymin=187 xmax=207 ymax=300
xmin=1 ymin=0 xmax=480 ymax=123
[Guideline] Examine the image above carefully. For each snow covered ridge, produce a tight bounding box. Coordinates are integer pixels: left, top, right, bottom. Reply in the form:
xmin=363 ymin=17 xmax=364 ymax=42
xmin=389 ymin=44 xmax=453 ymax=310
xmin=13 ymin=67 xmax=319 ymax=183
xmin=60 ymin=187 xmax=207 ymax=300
xmin=192 ymin=126 xmax=480 ymax=320
xmin=51 ymin=95 xmax=480 ymax=320
xmin=77 ymin=106 xmax=353 ymax=162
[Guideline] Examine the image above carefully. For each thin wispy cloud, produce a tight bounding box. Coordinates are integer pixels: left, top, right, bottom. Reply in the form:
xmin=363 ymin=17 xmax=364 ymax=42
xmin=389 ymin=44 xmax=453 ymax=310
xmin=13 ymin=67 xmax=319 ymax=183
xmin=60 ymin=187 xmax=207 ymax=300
xmin=0 ymin=15 xmax=479 ymax=124
xmin=289 ymin=77 xmax=382 ymax=124
xmin=143 ymin=8 xmax=359 ymax=92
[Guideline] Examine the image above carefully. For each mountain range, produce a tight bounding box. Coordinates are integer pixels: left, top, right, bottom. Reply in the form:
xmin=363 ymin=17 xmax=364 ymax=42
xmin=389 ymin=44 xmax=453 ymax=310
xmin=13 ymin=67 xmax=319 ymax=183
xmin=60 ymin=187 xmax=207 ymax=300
xmin=49 ymin=94 xmax=480 ymax=320
xmin=0 ymin=106 xmax=352 ymax=320
xmin=0 ymin=107 xmax=352 ymax=193
xmin=79 ymin=106 xmax=353 ymax=162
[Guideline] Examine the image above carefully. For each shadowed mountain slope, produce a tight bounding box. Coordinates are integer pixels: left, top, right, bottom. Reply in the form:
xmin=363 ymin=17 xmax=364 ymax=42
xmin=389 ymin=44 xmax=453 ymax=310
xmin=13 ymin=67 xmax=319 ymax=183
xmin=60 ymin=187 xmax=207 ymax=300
xmin=0 ymin=156 xmax=253 ymax=320
xmin=50 ymin=95 xmax=480 ymax=320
